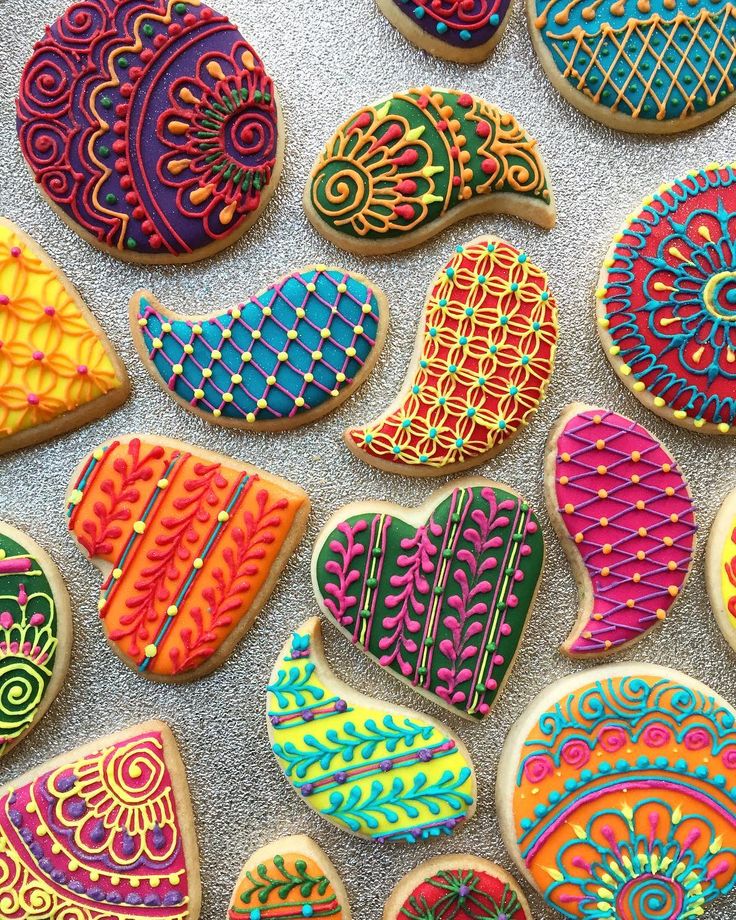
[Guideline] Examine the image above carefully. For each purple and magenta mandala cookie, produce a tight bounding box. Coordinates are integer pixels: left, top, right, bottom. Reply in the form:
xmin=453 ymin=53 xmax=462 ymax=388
xmin=16 ymin=0 xmax=281 ymax=262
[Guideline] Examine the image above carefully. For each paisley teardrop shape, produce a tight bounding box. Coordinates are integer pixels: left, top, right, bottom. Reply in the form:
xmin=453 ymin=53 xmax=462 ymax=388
xmin=0 ymin=721 xmax=200 ymax=919
xmin=305 ymin=89 xmax=554 ymax=254
xmin=17 ymin=0 xmax=281 ymax=262
xmin=706 ymin=486 xmax=736 ymax=653
xmin=498 ymin=665 xmax=736 ymax=919
xmin=547 ymin=403 xmax=696 ymax=656
xmin=131 ymin=266 xmax=388 ymax=430
xmin=267 ymin=618 xmax=477 ymax=842
xmin=312 ymin=479 xmax=544 ymax=720
xmin=346 ymin=236 xmax=558 ymax=475
xmin=228 ymin=836 xmax=350 ymax=920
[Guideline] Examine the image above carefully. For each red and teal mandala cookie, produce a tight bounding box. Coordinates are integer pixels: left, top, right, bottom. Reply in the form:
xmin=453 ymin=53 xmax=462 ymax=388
xmin=16 ymin=0 xmax=280 ymax=262
xmin=598 ymin=163 xmax=736 ymax=434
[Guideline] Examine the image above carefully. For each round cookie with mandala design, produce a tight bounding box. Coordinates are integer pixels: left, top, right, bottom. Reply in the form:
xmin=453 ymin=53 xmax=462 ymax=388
xmin=497 ymin=664 xmax=736 ymax=919
xmin=305 ymin=89 xmax=554 ymax=255
xmin=598 ymin=163 xmax=736 ymax=433
xmin=17 ymin=0 xmax=282 ymax=263
xmin=376 ymin=0 xmax=513 ymax=63
xmin=346 ymin=237 xmax=558 ymax=475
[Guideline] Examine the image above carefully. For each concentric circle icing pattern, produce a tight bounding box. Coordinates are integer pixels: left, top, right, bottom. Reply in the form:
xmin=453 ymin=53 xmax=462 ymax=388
xmin=16 ymin=0 xmax=278 ymax=258
xmin=387 ymin=0 xmax=511 ymax=48
xmin=599 ymin=163 xmax=736 ymax=431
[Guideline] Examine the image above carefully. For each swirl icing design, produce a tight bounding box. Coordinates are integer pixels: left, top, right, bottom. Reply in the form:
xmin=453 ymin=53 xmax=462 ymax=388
xmin=267 ymin=618 xmax=476 ymax=843
xmin=599 ymin=164 xmax=736 ymax=433
xmin=0 ymin=219 xmax=126 ymax=452
xmin=0 ymin=724 xmax=197 ymax=919
xmin=17 ymin=0 xmax=279 ymax=260
xmin=499 ymin=669 xmax=736 ymax=919
xmin=132 ymin=267 xmax=385 ymax=428
xmin=313 ymin=482 xmax=544 ymax=720
xmin=379 ymin=0 xmax=511 ymax=57
xmin=306 ymin=89 xmax=553 ymax=253
xmin=532 ymin=0 xmax=736 ymax=128
xmin=66 ymin=436 xmax=309 ymax=679
xmin=549 ymin=406 xmax=696 ymax=656
xmin=346 ymin=238 xmax=558 ymax=474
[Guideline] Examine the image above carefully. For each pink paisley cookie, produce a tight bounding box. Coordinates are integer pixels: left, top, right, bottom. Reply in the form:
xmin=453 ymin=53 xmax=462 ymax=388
xmin=545 ymin=403 xmax=696 ymax=656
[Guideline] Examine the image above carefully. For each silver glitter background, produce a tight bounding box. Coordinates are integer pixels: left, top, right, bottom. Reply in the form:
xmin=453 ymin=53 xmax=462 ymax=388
xmin=1 ymin=0 xmax=736 ymax=917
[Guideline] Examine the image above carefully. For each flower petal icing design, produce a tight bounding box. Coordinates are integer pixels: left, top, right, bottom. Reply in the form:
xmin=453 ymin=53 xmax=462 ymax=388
xmin=267 ymin=618 xmax=476 ymax=842
xmin=66 ymin=435 xmax=310 ymax=680
xmin=498 ymin=666 xmax=736 ymax=919
xmin=312 ymin=480 xmax=544 ymax=720
xmin=546 ymin=404 xmax=697 ymax=656
xmin=706 ymin=486 xmax=736 ymax=654
xmin=131 ymin=267 xmax=387 ymax=429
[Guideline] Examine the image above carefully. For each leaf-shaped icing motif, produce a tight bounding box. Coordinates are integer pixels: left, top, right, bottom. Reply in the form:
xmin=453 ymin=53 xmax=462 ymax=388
xmin=312 ymin=480 xmax=544 ymax=720
xmin=228 ymin=836 xmax=350 ymax=920
xmin=305 ymin=89 xmax=554 ymax=254
xmin=267 ymin=618 xmax=477 ymax=842
xmin=498 ymin=665 xmax=736 ymax=919
xmin=0 ymin=721 xmax=200 ymax=919
xmin=546 ymin=404 xmax=697 ymax=656
xmin=66 ymin=435 xmax=310 ymax=681
xmin=345 ymin=237 xmax=558 ymax=475
xmin=17 ymin=0 xmax=281 ymax=262
xmin=130 ymin=267 xmax=388 ymax=430
xmin=0 ymin=522 xmax=71 ymax=758
xmin=706 ymin=487 xmax=736 ymax=653
xmin=0 ymin=219 xmax=128 ymax=454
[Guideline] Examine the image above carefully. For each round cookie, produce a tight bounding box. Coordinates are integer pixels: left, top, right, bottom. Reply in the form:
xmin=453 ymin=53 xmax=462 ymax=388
xmin=384 ymin=855 xmax=531 ymax=920
xmin=545 ymin=403 xmax=697 ymax=656
xmin=130 ymin=266 xmax=389 ymax=430
xmin=376 ymin=0 xmax=513 ymax=63
xmin=17 ymin=0 xmax=282 ymax=263
xmin=304 ymin=89 xmax=555 ymax=256
xmin=497 ymin=664 xmax=736 ymax=919
xmin=312 ymin=478 xmax=544 ymax=720
xmin=267 ymin=618 xmax=477 ymax=843
xmin=598 ymin=163 xmax=736 ymax=433
xmin=706 ymin=486 xmax=736 ymax=653
xmin=346 ymin=237 xmax=558 ymax=475
xmin=528 ymin=0 xmax=736 ymax=132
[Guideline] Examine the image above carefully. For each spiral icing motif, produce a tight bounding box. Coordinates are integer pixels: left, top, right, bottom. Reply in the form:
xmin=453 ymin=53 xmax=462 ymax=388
xmin=17 ymin=0 xmax=280 ymax=261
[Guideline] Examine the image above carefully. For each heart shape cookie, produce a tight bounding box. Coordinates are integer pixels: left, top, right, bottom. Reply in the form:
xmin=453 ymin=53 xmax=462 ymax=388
xmin=312 ymin=480 xmax=544 ymax=720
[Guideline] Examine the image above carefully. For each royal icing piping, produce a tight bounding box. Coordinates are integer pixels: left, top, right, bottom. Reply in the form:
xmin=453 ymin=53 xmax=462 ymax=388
xmin=134 ymin=267 xmax=383 ymax=425
xmin=384 ymin=0 xmax=510 ymax=50
xmin=0 ymin=220 xmax=124 ymax=444
xmin=347 ymin=237 xmax=557 ymax=472
xmin=599 ymin=163 xmax=736 ymax=433
xmin=66 ymin=437 xmax=308 ymax=678
xmin=394 ymin=863 xmax=529 ymax=920
xmin=267 ymin=618 xmax=476 ymax=843
xmin=707 ymin=488 xmax=736 ymax=652
xmin=17 ymin=0 xmax=279 ymax=258
xmin=0 ymin=529 xmax=62 ymax=757
xmin=532 ymin=0 xmax=736 ymax=124
xmin=313 ymin=482 xmax=544 ymax=719
xmin=0 ymin=726 xmax=193 ymax=918
xmin=504 ymin=670 xmax=736 ymax=919
xmin=307 ymin=89 xmax=552 ymax=246
xmin=552 ymin=406 xmax=696 ymax=655
xmin=719 ymin=515 xmax=736 ymax=640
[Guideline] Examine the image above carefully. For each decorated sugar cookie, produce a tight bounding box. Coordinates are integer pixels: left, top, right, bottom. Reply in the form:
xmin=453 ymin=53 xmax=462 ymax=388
xmin=0 ymin=219 xmax=128 ymax=455
xmin=529 ymin=0 xmax=736 ymax=132
xmin=312 ymin=480 xmax=544 ymax=720
xmin=0 ymin=721 xmax=200 ymax=919
xmin=376 ymin=0 xmax=513 ymax=63
xmin=0 ymin=522 xmax=71 ymax=757
xmin=305 ymin=90 xmax=554 ymax=255
xmin=497 ymin=665 xmax=736 ymax=919
xmin=66 ymin=435 xmax=310 ymax=680
xmin=599 ymin=164 xmax=736 ymax=433
xmin=384 ymin=855 xmax=531 ymax=920
xmin=546 ymin=404 xmax=696 ymax=656
xmin=228 ymin=836 xmax=350 ymax=920
xmin=706 ymin=487 xmax=736 ymax=653
xmin=131 ymin=267 xmax=388 ymax=430
xmin=17 ymin=0 xmax=282 ymax=263
xmin=346 ymin=237 xmax=558 ymax=475
xmin=267 ymin=618 xmax=476 ymax=843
